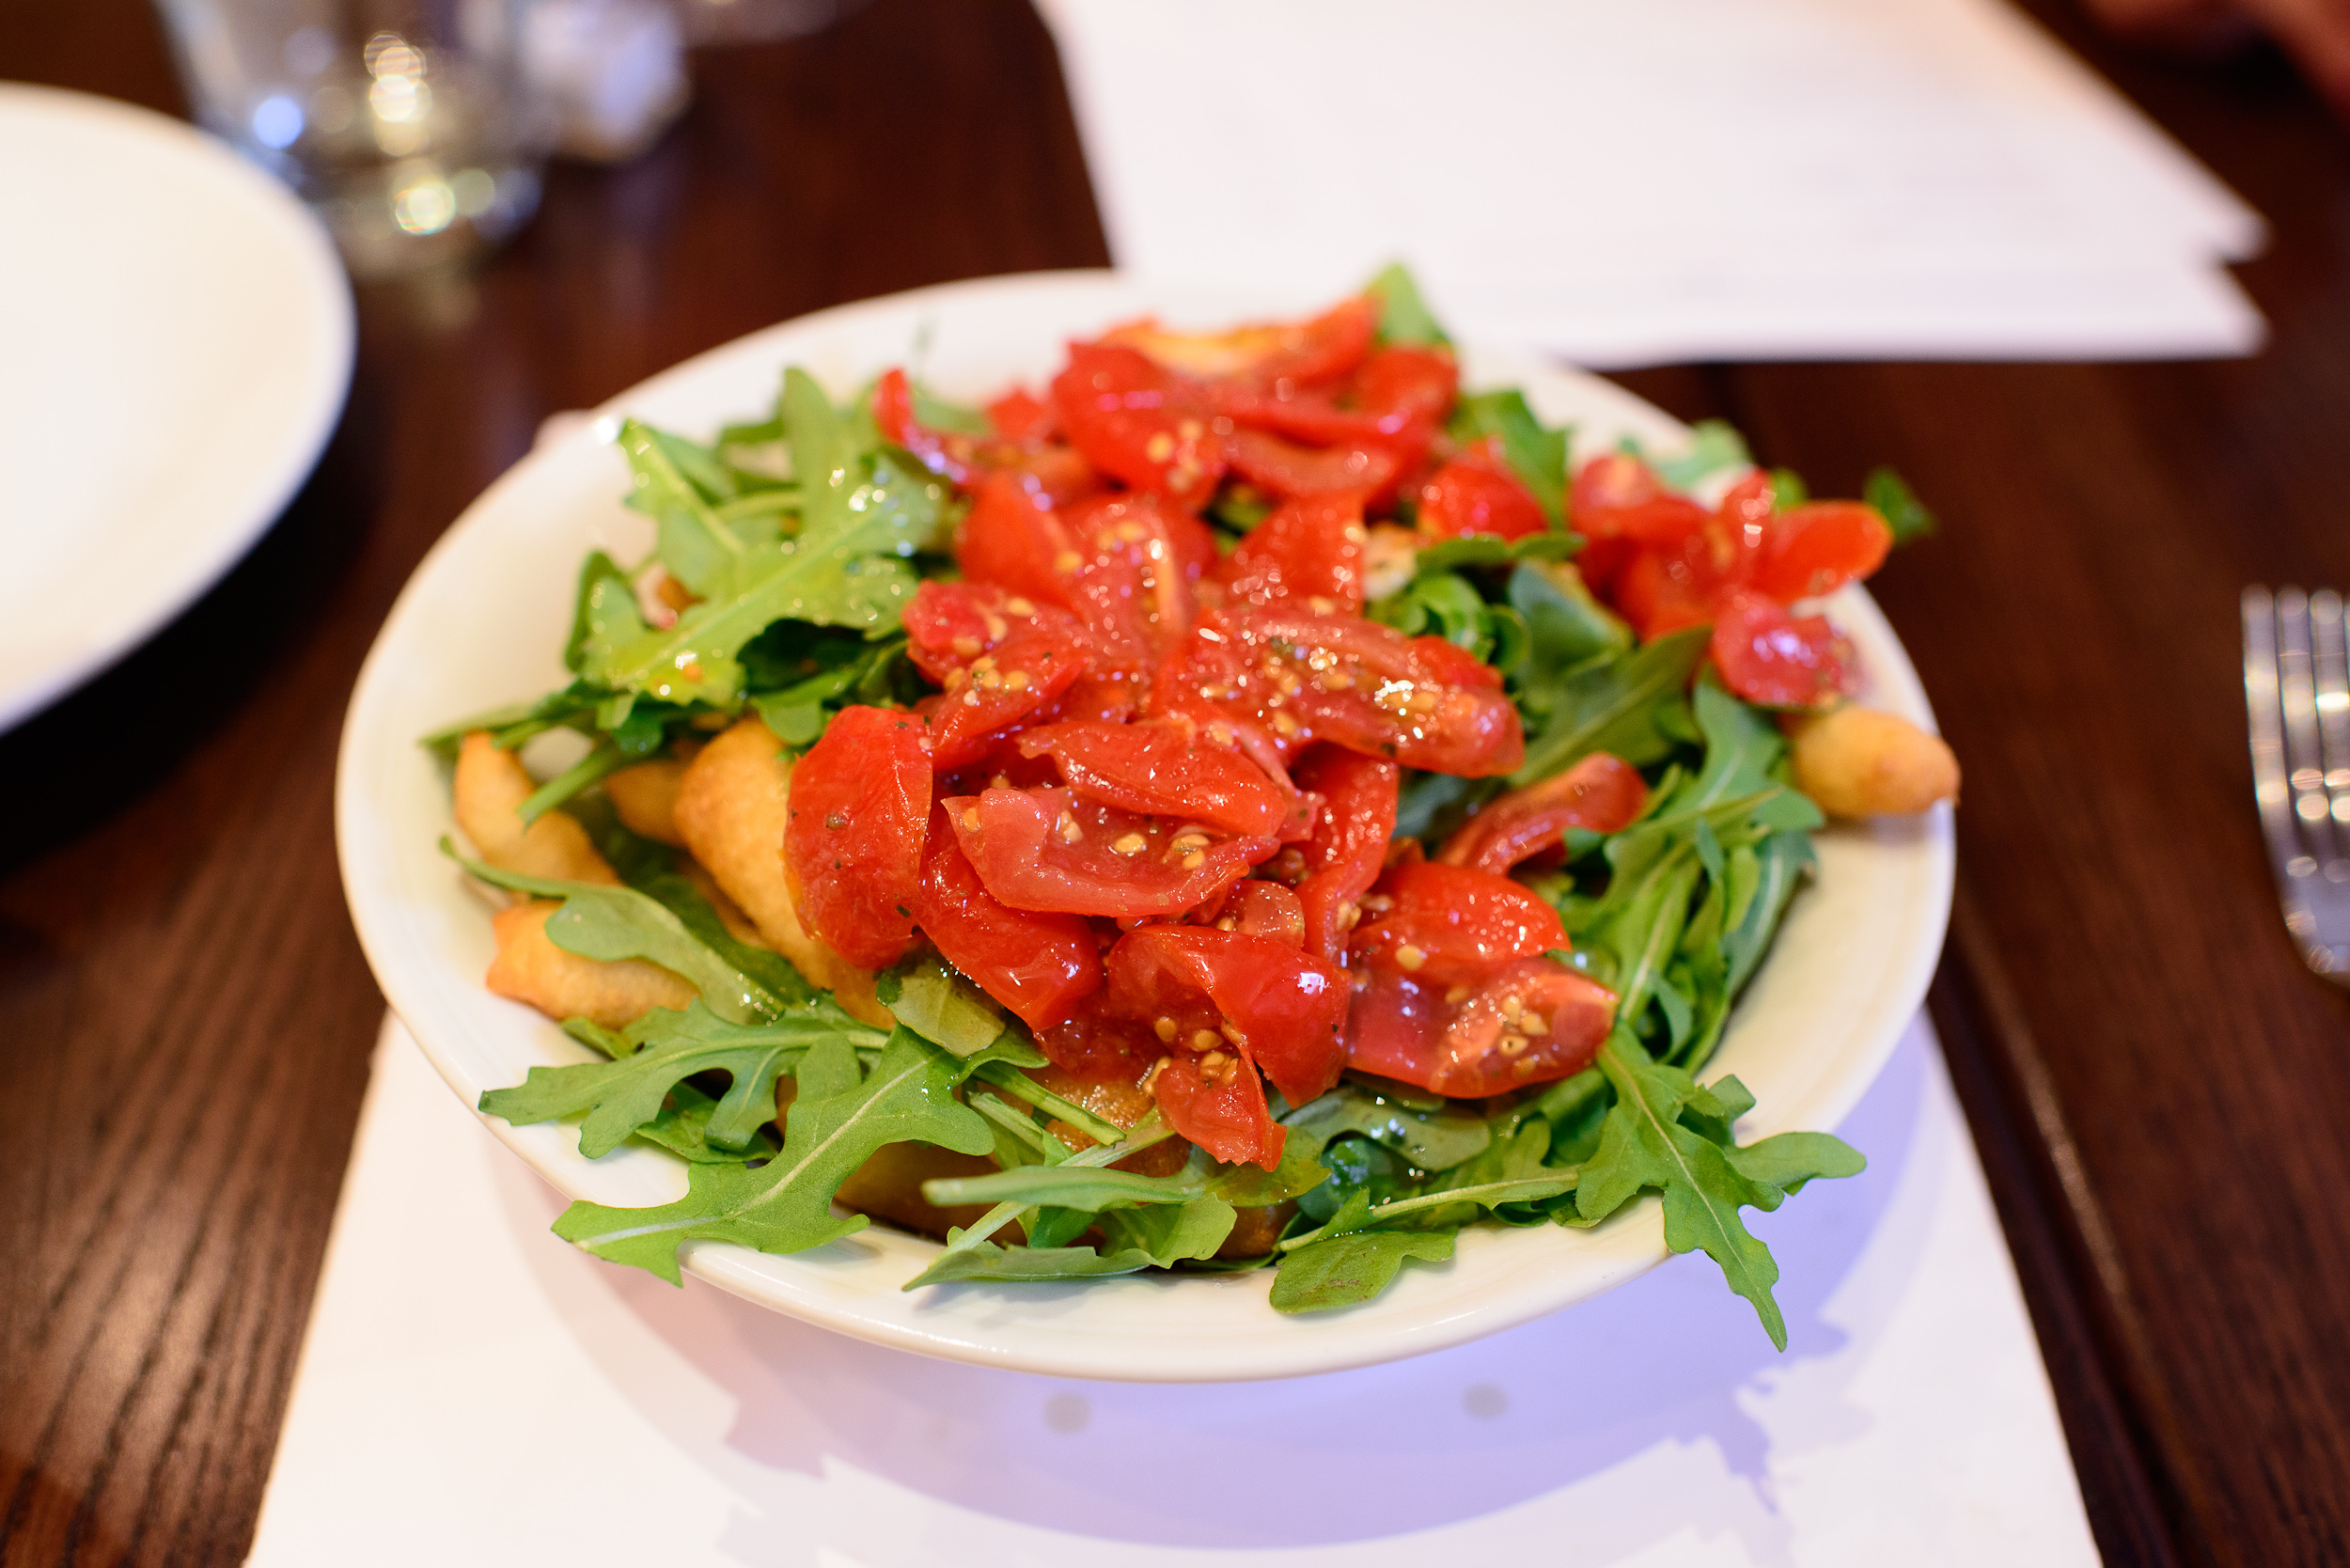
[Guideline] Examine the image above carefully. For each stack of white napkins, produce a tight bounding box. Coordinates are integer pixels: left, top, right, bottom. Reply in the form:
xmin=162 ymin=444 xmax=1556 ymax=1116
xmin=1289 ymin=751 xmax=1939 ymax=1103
xmin=245 ymin=1014 xmax=2097 ymax=1565
xmin=1035 ymin=0 xmax=2265 ymax=365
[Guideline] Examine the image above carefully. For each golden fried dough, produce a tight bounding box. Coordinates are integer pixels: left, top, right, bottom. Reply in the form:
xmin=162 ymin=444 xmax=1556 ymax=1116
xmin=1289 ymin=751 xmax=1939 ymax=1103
xmin=673 ymin=716 xmax=891 ymax=1027
xmin=454 ymin=731 xmax=619 ymax=886
xmin=603 ymin=758 xmax=691 ymax=846
xmin=486 ymin=900 xmax=696 ymax=1027
xmin=1789 ymin=707 xmax=1961 ymax=819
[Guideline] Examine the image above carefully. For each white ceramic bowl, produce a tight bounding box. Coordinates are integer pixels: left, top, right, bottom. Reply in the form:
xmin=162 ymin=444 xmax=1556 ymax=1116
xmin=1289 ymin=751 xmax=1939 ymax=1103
xmin=337 ymin=271 xmax=1952 ymax=1383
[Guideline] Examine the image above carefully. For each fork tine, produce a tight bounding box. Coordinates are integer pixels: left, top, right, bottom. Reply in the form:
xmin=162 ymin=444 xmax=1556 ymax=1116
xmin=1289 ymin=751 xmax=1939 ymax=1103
xmin=2310 ymin=589 xmax=2350 ymax=875
xmin=2245 ymin=587 xmax=2302 ymax=873
xmin=2277 ymin=588 xmax=2338 ymax=873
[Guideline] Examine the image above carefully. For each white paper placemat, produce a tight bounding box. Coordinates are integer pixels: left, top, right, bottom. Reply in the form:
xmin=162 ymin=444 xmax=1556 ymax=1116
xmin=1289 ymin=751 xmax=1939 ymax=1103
xmin=246 ymin=1011 xmax=2096 ymax=1565
xmin=1037 ymin=0 xmax=2265 ymax=365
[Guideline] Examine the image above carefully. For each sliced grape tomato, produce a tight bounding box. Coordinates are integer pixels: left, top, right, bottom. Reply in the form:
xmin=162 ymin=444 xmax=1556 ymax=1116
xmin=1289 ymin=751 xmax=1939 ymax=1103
xmin=943 ymin=785 xmax=1275 ymax=918
xmin=781 ymin=704 xmax=932 ymax=970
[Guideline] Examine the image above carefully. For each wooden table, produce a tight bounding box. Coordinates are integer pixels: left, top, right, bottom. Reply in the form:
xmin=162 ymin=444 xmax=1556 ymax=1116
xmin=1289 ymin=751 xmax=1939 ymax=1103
xmin=4 ymin=2 xmax=2345 ymax=1560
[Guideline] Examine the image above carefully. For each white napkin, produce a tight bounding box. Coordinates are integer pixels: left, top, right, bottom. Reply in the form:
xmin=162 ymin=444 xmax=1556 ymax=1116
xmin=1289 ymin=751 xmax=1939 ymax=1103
xmin=245 ymin=1013 xmax=2096 ymax=1565
xmin=1036 ymin=0 xmax=2264 ymax=365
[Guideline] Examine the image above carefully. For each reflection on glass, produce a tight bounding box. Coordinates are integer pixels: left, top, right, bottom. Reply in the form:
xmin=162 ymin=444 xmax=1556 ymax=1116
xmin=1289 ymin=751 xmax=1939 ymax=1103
xmin=151 ymin=0 xmax=552 ymax=280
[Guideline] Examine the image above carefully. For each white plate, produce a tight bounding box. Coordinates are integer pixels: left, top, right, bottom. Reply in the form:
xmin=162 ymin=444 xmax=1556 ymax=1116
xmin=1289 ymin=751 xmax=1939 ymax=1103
xmin=0 ymin=85 xmax=353 ymax=730
xmin=337 ymin=271 xmax=1953 ymax=1383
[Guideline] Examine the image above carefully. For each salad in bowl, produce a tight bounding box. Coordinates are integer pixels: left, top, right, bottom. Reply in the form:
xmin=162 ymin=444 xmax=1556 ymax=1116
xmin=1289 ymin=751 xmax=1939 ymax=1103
xmin=411 ymin=269 xmax=1956 ymax=1351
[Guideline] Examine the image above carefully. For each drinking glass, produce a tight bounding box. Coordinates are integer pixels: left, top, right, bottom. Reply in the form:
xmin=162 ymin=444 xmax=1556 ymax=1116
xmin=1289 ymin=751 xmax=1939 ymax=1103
xmin=153 ymin=0 xmax=552 ymax=278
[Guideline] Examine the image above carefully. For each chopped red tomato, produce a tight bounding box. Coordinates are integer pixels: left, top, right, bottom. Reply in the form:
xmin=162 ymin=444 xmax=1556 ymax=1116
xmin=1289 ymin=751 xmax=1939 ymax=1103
xmin=1015 ymin=718 xmax=1295 ymax=838
xmin=1418 ymin=438 xmax=1548 ymax=541
xmin=902 ymin=579 xmax=1078 ymax=685
xmin=1157 ymin=606 xmax=1525 ymax=776
xmin=1150 ymin=1051 xmax=1286 ymax=1169
xmin=911 ymin=810 xmax=1101 ymax=1031
xmin=1710 ymin=588 xmax=1856 ymax=710
xmin=1216 ymin=492 xmax=1370 ymax=613
xmin=1350 ymin=859 xmax=1569 ymax=987
xmin=872 ymin=368 xmax=1095 ymax=509
xmin=782 ymin=705 xmax=932 ymax=969
xmin=1437 ymin=752 xmax=1648 ymax=874
xmin=1749 ymin=501 xmax=1893 ymax=603
xmin=1050 ymin=342 xmax=1224 ymax=509
xmin=986 ymin=386 xmax=1057 ymax=444
xmin=943 ymin=785 xmax=1275 ymax=918
xmin=1346 ymin=957 xmax=1617 ymax=1097
xmin=918 ymin=620 xmax=1089 ymax=771
xmin=1212 ymin=880 xmax=1308 ymax=947
xmin=1103 ymin=296 xmax=1379 ymax=393
xmin=956 ymin=474 xmax=1083 ymax=612
xmin=1057 ymin=493 xmax=1210 ymax=683
xmin=1288 ymin=745 xmax=1399 ymax=963
xmin=1223 ymin=426 xmax=1400 ymax=502
xmin=1105 ymin=925 xmax=1348 ymax=1108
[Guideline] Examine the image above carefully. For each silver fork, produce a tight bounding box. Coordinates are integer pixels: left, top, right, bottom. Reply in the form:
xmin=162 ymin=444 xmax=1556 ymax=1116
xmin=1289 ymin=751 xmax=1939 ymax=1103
xmin=2244 ymin=585 xmax=2350 ymax=984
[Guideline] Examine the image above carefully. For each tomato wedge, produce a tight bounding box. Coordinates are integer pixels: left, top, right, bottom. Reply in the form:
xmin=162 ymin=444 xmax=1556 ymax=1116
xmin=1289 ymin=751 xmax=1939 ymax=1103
xmin=1750 ymin=501 xmax=1893 ymax=604
xmin=1215 ymin=492 xmax=1370 ymax=613
xmin=782 ymin=705 xmax=932 ymax=969
xmin=1057 ymin=492 xmax=1210 ymax=686
xmin=911 ymin=810 xmax=1101 ymax=1031
xmin=1050 ymin=342 xmax=1225 ymax=509
xmin=1158 ymin=606 xmax=1525 ymax=776
xmin=872 ymin=368 xmax=1096 ymax=510
xmin=1102 ymin=295 xmax=1378 ymax=391
xmin=1350 ymin=860 xmax=1568 ymax=987
xmin=1015 ymin=718 xmax=1295 ymax=838
xmin=944 ymin=785 xmax=1275 ymax=918
xmin=1288 ymin=745 xmax=1399 ymax=963
xmin=1212 ymin=879 xmax=1308 ymax=947
xmin=1711 ymin=588 xmax=1856 ymax=710
xmin=1105 ymin=925 xmax=1348 ymax=1107
xmin=1346 ymin=957 xmax=1617 ymax=1097
xmin=1151 ymin=1051 xmax=1286 ymax=1169
xmin=1437 ymin=752 xmax=1648 ymax=874
xmin=1417 ymin=439 xmax=1548 ymax=541
xmin=1223 ymin=426 xmax=1400 ymax=502
xmin=957 ymin=474 xmax=1084 ymax=612
xmin=919 ymin=620 xmax=1090 ymax=771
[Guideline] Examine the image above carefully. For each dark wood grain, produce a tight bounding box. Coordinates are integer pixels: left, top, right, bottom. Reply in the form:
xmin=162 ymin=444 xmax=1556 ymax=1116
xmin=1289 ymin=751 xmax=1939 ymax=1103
xmin=5 ymin=0 xmax=2349 ymax=1561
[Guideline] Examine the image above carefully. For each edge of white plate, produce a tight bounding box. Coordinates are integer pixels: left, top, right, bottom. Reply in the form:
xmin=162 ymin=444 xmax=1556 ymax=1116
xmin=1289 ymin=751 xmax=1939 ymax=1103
xmin=0 ymin=84 xmax=354 ymax=730
xmin=337 ymin=270 xmax=1952 ymax=1382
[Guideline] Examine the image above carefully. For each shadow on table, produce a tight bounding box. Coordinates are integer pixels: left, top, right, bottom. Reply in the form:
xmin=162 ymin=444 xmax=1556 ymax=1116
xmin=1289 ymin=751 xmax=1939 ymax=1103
xmin=497 ymin=1033 xmax=1935 ymax=1564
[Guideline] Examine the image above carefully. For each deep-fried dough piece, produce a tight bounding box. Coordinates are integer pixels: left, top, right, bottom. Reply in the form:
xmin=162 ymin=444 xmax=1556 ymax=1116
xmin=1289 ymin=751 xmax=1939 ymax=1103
xmin=486 ymin=900 xmax=696 ymax=1027
xmin=1361 ymin=523 xmax=1420 ymax=604
xmin=454 ymin=731 xmax=619 ymax=886
xmin=604 ymin=759 xmax=691 ymax=846
xmin=673 ymin=716 xmax=891 ymax=1027
xmin=1789 ymin=707 xmax=1961 ymax=819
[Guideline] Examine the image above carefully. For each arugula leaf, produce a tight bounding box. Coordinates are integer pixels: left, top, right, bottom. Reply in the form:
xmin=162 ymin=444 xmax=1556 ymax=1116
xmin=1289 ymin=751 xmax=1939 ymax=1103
xmin=566 ymin=552 xmax=641 ymax=673
xmin=448 ymin=845 xmax=795 ymax=1024
xmin=1368 ymin=569 xmax=1529 ymax=670
xmin=1448 ymin=388 xmax=1570 ymax=524
xmin=582 ymin=373 xmax=949 ymax=708
xmin=1270 ymin=1227 xmax=1457 ymax=1313
xmin=1573 ymin=1031 xmax=1860 ymax=1349
xmin=1510 ymin=559 xmax=1630 ymax=679
xmin=634 ymin=1077 xmax=781 ymax=1164
xmin=1644 ymin=419 xmax=1751 ymax=490
xmin=1097 ymin=1194 xmax=1237 ymax=1265
xmin=1768 ymin=466 xmax=1810 ymax=510
xmin=921 ymin=1164 xmax=1198 ymax=1213
xmin=877 ymin=950 xmax=1010 ymax=1056
xmin=1865 ymin=465 xmax=1936 ymax=544
xmin=896 ymin=1240 xmax=1162 ymax=1284
xmin=1364 ymin=261 xmax=1449 ymax=347
xmin=621 ymin=420 xmax=759 ymax=596
xmin=480 ymin=1000 xmax=885 ymax=1156
xmin=552 ymin=1027 xmax=995 ymax=1283
xmin=1285 ymin=1081 xmax=1493 ymax=1170
xmin=1511 ymin=625 xmax=1709 ymax=784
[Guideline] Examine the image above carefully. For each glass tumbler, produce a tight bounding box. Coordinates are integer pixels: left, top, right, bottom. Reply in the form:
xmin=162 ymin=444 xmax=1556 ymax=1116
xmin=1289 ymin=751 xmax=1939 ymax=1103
xmin=154 ymin=0 xmax=551 ymax=278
